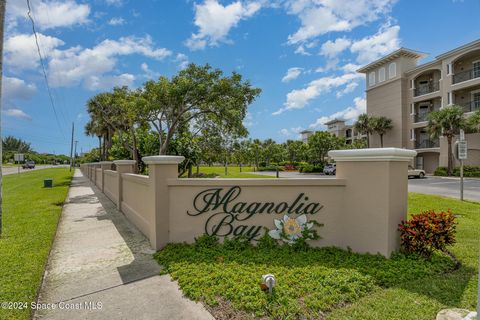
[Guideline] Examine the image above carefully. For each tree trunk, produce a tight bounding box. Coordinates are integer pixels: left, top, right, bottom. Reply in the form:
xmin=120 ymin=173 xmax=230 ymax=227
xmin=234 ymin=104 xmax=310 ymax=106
xmin=188 ymin=163 xmax=192 ymax=178
xmin=196 ymin=164 xmax=200 ymax=174
xmin=102 ymin=134 xmax=106 ymax=160
xmin=447 ymin=136 xmax=454 ymax=176
xmin=98 ymin=136 xmax=102 ymax=161
xmin=225 ymin=157 xmax=228 ymax=176
xmin=239 ymin=163 xmax=242 ymax=172
xmin=380 ymin=134 xmax=384 ymax=148
xmin=366 ymin=133 xmax=370 ymax=148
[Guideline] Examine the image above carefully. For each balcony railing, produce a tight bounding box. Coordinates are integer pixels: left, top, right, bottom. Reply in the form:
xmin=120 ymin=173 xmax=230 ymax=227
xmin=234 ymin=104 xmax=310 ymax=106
xmin=415 ymin=139 xmax=440 ymax=149
xmin=414 ymin=112 xmax=429 ymax=123
xmin=459 ymin=100 xmax=480 ymax=113
xmin=452 ymin=68 xmax=480 ymax=84
xmin=414 ymin=81 xmax=440 ymax=97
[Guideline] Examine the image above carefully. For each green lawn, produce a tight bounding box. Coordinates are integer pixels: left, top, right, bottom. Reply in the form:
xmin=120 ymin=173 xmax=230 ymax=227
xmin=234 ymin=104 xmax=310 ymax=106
xmin=190 ymin=166 xmax=274 ymax=178
xmin=155 ymin=193 xmax=480 ymax=319
xmin=0 ymin=168 xmax=73 ymax=320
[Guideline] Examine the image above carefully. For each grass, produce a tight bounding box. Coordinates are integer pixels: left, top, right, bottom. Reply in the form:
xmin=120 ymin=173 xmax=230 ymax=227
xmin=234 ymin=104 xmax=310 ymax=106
xmin=155 ymin=193 xmax=480 ymax=319
xmin=187 ymin=166 xmax=274 ymax=178
xmin=0 ymin=168 xmax=73 ymax=320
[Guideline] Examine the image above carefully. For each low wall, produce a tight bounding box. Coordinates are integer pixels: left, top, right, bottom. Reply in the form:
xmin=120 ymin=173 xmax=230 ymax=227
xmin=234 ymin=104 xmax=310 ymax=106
xmin=80 ymin=148 xmax=416 ymax=257
xmin=103 ymin=170 xmax=118 ymax=205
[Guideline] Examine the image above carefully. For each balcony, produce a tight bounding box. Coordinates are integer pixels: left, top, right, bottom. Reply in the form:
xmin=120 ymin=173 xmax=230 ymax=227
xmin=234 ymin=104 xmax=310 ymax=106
xmin=452 ymin=68 xmax=480 ymax=84
xmin=459 ymin=100 xmax=480 ymax=113
xmin=414 ymin=81 xmax=439 ymax=97
xmin=414 ymin=112 xmax=429 ymax=123
xmin=415 ymin=139 xmax=439 ymax=149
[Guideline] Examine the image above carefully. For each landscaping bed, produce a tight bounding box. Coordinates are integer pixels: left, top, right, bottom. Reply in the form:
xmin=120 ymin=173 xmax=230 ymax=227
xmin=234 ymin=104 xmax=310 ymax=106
xmin=155 ymin=193 xmax=479 ymax=319
xmin=0 ymin=168 xmax=73 ymax=320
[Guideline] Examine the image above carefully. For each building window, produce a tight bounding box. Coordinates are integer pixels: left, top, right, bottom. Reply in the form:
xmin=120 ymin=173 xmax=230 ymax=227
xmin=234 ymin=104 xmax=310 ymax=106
xmin=378 ymin=67 xmax=385 ymax=82
xmin=473 ymin=61 xmax=480 ymax=78
xmin=369 ymin=72 xmax=375 ymax=86
xmin=388 ymin=62 xmax=396 ymax=79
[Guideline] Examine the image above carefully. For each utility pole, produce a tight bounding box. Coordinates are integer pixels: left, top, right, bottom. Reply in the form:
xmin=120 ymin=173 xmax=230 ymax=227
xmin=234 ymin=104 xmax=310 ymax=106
xmin=69 ymin=122 xmax=74 ymax=172
xmin=73 ymin=140 xmax=78 ymax=169
xmin=0 ymin=0 xmax=7 ymax=238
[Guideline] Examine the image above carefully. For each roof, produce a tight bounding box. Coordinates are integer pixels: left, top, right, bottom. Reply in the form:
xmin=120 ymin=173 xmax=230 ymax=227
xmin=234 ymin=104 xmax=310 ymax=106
xmin=324 ymin=118 xmax=345 ymax=125
xmin=299 ymin=130 xmax=313 ymax=134
xmin=357 ymin=48 xmax=427 ymax=73
xmin=435 ymin=38 xmax=480 ymax=60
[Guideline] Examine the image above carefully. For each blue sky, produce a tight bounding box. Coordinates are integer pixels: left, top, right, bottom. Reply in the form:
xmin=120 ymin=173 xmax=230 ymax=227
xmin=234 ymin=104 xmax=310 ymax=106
xmin=4 ymin=0 xmax=480 ymax=155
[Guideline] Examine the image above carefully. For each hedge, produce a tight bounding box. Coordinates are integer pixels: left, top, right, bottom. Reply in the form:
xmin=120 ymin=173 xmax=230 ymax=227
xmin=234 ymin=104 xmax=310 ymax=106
xmin=434 ymin=166 xmax=480 ymax=177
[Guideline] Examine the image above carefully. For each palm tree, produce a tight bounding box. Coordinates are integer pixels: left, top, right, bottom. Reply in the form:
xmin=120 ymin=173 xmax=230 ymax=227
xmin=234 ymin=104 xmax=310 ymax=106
xmin=353 ymin=114 xmax=374 ymax=147
xmin=371 ymin=116 xmax=393 ymax=148
xmin=427 ymin=105 xmax=466 ymax=176
xmin=467 ymin=109 xmax=480 ymax=133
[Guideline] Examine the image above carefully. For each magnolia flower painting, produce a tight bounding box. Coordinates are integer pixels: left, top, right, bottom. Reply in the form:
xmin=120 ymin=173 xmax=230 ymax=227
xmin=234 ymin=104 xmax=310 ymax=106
xmin=268 ymin=214 xmax=314 ymax=244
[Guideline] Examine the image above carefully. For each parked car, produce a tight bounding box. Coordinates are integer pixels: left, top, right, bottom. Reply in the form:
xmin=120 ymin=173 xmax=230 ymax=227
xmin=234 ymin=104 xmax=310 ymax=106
xmin=408 ymin=165 xmax=425 ymax=179
xmin=22 ymin=161 xmax=35 ymax=169
xmin=323 ymin=163 xmax=336 ymax=175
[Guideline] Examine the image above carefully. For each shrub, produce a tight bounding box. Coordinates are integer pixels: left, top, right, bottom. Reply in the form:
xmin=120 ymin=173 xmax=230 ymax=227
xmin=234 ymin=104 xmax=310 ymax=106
xmin=283 ymin=164 xmax=296 ymax=171
xmin=258 ymin=165 xmax=284 ymax=171
xmin=299 ymin=164 xmax=324 ymax=173
xmin=434 ymin=166 xmax=480 ymax=177
xmin=398 ymin=210 xmax=457 ymax=258
xmin=190 ymin=172 xmax=219 ymax=178
xmin=194 ymin=234 xmax=219 ymax=249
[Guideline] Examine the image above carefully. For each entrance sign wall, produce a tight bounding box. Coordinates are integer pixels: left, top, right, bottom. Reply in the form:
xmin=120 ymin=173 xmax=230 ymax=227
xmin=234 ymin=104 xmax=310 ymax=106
xmin=80 ymin=148 xmax=416 ymax=257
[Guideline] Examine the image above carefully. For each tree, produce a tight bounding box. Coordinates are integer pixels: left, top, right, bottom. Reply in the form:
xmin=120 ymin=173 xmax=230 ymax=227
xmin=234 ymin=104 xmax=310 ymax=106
xmin=307 ymin=132 xmax=344 ymax=164
xmin=353 ymin=114 xmax=374 ymax=147
xmin=284 ymin=140 xmax=306 ymax=163
xmin=466 ymin=109 xmax=480 ymax=133
xmin=427 ymin=105 xmax=466 ymax=176
xmin=371 ymin=116 xmax=393 ymax=147
xmin=2 ymin=136 xmax=33 ymax=153
xmin=142 ymin=64 xmax=261 ymax=155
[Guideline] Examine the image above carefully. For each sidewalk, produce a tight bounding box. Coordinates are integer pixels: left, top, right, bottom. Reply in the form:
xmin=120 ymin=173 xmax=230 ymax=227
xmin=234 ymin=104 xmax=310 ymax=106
xmin=34 ymin=169 xmax=214 ymax=320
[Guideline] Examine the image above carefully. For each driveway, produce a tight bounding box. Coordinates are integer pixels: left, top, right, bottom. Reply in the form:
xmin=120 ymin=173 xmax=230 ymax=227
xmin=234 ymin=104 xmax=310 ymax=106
xmin=251 ymin=171 xmax=480 ymax=202
xmin=408 ymin=176 xmax=480 ymax=202
xmin=2 ymin=165 xmax=68 ymax=175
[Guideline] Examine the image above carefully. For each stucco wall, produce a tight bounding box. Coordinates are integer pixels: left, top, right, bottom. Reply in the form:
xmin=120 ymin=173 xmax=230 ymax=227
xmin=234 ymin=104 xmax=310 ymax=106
xmin=103 ymin=170 xmax=118 ymax=205
xmin=81 ymin=149 xmax=416 ymax=257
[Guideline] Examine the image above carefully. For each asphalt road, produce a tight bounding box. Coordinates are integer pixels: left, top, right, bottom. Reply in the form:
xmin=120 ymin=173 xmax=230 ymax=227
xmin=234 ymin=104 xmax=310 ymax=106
xmin=251 ymin=171 xmax=480 ymax=202
xmin=2 ymin=165 xmax=69 ymax=176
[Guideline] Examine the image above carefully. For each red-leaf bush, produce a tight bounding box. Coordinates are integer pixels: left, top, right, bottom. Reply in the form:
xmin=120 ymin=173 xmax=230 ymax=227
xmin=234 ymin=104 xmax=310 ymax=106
xmin=398 ymin=210 xmax=457 ymax=257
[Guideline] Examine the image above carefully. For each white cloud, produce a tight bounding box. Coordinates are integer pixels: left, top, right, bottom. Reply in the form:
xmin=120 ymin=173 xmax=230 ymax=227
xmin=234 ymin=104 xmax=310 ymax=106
xmin=279 ymin=126 xmax=303 ymax=138
xmin=46 ymin=35 xmax=171 ymax=89
xmin=309 ymin=97 xmax=366 ymax=129
xmin=2 ymin=77 xmax=37 ymax=102
xmin=185 ymin=0 xmax=261 ymax=50
xmin=350 ymin=25 xmax=400 ymax=64
xmin=320 ymin=37 xmax=351 ymax=58
xmin=108 ymin=17 xmax=125 ymax=26
xmin=5 ymin=33 xmax=64 ymax=70
xmin=105 ymin=0 xmax=124 ymax=6
xmin=3 ymin=108 xmax=32 ymax=121
xmin=140 ymin=62 xmax=160 ymax=79
xmin=175 ymin=53 xmax=189 ymax=70
xmin=336 ymin=81 xmax=358 ymax=97
xmin=243 ymin=111 xmax=254 ymax=127
xmin=315 ymin=58 xmax=339 ymax=73
xmin=274 ymin=72 xmax=362 ymax=115
xmin=341 ymin=63 xmax=362 ymax=73
xmin=294 ymin=45 xmax=311 ymax=56
xmin=282 ymin=67 xmax=302 ymax=83
xmin=84 ymin=74 xmax=135 ymax=91
xmin=7 ymin=0 xmax=90 ymax=30
xmin=285 ymin=0 xmax=397 ymax=44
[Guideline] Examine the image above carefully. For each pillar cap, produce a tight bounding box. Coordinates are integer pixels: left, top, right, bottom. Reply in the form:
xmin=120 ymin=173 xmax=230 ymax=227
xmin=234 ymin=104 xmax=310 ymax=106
xmin=99 ymin=161 xmax=113 ymax=164
xmin=142 ymin=155 xmax=185 ymax=165
xmin=328 ymin=148 xmax=417 ymax=162
xmin=113 ymin=160 xmax=136 ymax=165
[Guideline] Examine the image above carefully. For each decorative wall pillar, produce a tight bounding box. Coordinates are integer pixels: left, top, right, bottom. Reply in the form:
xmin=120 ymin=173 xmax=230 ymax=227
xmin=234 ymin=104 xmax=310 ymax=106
xmin=113 ymin=160 xmax=136 ymax=210
xmin=142 ymin=155 xmax=185 ymax=250
xmin=328 ymin=148 xmax=416 ymax=256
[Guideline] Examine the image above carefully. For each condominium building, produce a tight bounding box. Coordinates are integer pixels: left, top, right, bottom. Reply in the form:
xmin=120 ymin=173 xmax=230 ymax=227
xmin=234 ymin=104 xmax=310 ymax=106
xmin=358 ymin=39 xmax=480 ymax=173
xmin=300 ymin=119 xmax=365 ymax=144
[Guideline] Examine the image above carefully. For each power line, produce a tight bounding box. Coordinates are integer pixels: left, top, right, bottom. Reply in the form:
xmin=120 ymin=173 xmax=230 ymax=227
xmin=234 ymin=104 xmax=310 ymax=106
xmin=26 ymin=0 xmax=66 ymax=139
